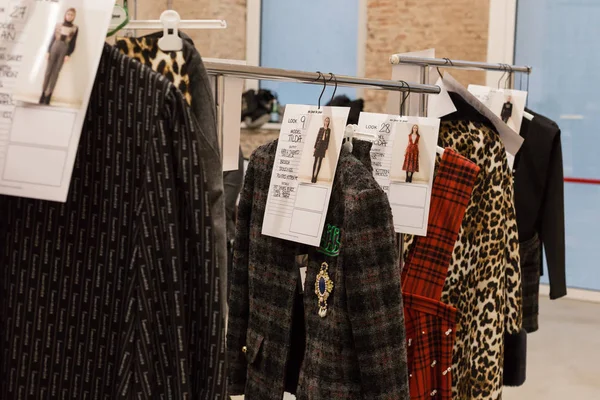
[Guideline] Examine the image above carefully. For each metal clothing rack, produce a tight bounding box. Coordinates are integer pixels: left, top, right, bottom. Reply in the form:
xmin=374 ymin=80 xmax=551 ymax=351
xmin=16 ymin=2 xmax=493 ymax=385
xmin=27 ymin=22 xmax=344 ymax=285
xmin=205 ymin=62 xmax=440 ymax=310
xmin=389 ymin=55 xmax=532 ymax=74
xmin=389 ymin=55 xmax=533 ymax=118
xmin=124 ymin=19 xmax=227 ymax=30
xmin=204 ymin=63 xmax=442 ymax=94
xmin=390 ymin=56 xmax=533 ymax=269
xmin=204 ymin=62 xmax=441 ymax=154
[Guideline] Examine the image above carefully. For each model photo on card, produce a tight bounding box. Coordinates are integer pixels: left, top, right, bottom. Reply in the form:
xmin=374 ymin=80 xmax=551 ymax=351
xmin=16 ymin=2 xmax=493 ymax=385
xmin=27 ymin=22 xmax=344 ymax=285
xmin=467 ymin=85 xmax=528 ymax=134
xmin=40 ymin=8 xmax=79 ymax=105
xmin=298 ymin=114 xmax=341 ymax=185
xmin=390 ymin=122 xmax=437 ymax=185
xmin=386 ymin=117 xmax=440 ymax=236
xmin=402 ymin=124 xmax=420 ymax=183
xmin=311 ymin=116 xmax=331 ymax=183
xmin=13 ymin=0 xmax=104 ymax=109
xmin=501 ymin=95 xmax=513 ymax=123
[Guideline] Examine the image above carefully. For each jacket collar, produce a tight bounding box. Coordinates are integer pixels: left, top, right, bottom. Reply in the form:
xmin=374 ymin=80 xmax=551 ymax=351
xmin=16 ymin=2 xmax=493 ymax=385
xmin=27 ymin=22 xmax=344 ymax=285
xmin=351 ymin=139 xmax=373 ymax=172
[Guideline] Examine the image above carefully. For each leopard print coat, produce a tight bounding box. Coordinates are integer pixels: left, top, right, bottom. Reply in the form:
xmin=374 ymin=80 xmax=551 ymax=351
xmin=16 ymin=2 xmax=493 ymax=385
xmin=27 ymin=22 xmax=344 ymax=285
xmin=405 ymin=119 xmax=522 ymax=400
xmin=115 ymin=36 xmax=193 ymax=105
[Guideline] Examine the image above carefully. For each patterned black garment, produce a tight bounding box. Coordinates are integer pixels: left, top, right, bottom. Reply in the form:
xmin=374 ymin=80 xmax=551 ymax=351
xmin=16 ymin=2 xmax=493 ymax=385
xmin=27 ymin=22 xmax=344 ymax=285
xmin=0 ymin=45 xmax=224 ymax=399
xmin=228 ymin=140 xmax=409 ymax=400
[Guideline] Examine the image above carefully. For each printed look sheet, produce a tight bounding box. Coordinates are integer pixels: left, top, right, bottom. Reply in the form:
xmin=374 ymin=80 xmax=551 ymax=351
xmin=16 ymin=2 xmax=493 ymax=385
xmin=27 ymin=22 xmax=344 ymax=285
xmin=359 ymin=113 xmax=440 ymax=237
xmin=467 ymin=85 xmax=528 ymax=169
xmin=0 ymin=0 xmax=113 ymax=202
xmin=262 ymin=105 xmax=349 ymax=247
xmin=468 ymin=85 xmax=528 ymax=134
xmin=357 ymin=112 xmax=402 ymax=194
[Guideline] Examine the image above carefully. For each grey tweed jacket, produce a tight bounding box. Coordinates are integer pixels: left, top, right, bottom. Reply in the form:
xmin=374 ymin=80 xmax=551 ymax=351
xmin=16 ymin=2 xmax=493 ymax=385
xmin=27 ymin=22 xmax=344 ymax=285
xmin=227 ymin=140 xmax=409 ymax=399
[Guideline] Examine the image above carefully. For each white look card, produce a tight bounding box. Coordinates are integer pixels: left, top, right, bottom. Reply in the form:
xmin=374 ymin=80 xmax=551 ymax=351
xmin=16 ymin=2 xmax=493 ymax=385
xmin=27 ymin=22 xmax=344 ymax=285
xmin=222 ymin=76 xmax=244 ymax=171
xmin=0 ymin=0 xmax=114 ymax=202
xmin=357 ymin=112 xmax=404 ymax=194
xmin=443 ymin=73 xmax=524 ymax=157
xmin=389 ymin=118 xmax=440 ymax=236
xmin=468 ymin=85 xmax=528 ymax=135
xmin=262 ymin=105 xmax=350 ymax=247
xmin=427 ymin=77 xmax=457 ymax=118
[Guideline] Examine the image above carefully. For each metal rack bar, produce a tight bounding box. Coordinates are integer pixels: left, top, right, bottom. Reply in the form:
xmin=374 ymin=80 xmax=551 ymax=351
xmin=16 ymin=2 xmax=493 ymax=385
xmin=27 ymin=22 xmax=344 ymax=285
xmin=389 ymin=55 xmax=532 ymax=74
xmin=204 ymin=63 xmax=441 ymax=94
xmin=125 ymin=19 xmax=227 ymax=29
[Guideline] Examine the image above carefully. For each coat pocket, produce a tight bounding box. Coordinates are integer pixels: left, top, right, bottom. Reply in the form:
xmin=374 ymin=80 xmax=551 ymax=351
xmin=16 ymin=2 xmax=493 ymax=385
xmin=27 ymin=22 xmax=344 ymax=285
xmin=244 ymin=328 xmax=264 ymax=364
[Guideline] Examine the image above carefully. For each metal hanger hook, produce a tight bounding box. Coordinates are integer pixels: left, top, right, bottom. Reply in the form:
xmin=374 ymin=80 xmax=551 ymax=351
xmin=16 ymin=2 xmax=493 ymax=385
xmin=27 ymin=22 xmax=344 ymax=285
xmin=399 ymin=81 xmax=411 ymax=116
xmin=498 ymin=64 xmax=508 ymax=89
xmin=315 ymin=71 xmax=327 ymax=109
xmin=327 ymin=73 xmax=338 ymax=104
xmin=437 ymin=58 xmax=454 ymax=79
xmin=505 ymin=64 xmax=514 ymax=89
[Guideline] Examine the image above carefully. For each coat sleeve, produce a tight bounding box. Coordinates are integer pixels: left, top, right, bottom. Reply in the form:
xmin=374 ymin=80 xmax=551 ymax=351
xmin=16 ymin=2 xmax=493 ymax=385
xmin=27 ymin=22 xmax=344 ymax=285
xmin=314 ymin=129 xmax=321 ymax=149
xmin=226 ymin=153 xmax=256 ymax=395
xmin=344 ymin=188 xmax=410 ymax=399
xmin=133 ymin=89 xmax=223 ymax=397
xmin=169 ymin=92 xmax=226 ymax=397
xmin=540 ymin=129 xmax=567 ymax=299
xmin=503 ymin=169 xmax=523 ymax=334
xmin=67 ymin=27 xmax=78 ymax=56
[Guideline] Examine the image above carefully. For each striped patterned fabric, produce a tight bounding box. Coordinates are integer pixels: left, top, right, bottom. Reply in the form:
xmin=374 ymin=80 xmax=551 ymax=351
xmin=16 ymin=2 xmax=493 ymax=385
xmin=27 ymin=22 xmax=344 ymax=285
xmin=0 ymin=45 xmax=224 ymax=399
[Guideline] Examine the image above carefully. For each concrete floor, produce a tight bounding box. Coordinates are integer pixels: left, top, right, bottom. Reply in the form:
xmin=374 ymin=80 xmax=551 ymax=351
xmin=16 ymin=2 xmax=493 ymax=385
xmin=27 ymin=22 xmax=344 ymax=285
xmin=234 ymin=297 xmax=600 ymax=399
xmin=504 ymin=297 xmax=600 ymax=399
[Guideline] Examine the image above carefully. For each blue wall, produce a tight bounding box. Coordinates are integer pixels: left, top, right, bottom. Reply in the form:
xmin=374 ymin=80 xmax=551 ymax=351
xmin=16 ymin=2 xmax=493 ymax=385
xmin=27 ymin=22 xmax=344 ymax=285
xmin=515 ymin=0 xmax=600 ymax=290
xmin=260 ymin=0 xmax=359 ymax=105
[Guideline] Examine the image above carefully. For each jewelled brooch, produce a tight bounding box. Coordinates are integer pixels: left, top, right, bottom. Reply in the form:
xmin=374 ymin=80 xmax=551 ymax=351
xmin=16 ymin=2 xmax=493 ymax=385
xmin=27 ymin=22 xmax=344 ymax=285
xmin=315 ymin=262 xmax=334 ymax=318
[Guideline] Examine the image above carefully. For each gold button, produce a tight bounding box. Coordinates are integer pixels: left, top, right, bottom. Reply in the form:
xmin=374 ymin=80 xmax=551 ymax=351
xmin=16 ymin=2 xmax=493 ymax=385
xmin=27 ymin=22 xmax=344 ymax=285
xmin=242 ymin=346 xmax=248 ymax=354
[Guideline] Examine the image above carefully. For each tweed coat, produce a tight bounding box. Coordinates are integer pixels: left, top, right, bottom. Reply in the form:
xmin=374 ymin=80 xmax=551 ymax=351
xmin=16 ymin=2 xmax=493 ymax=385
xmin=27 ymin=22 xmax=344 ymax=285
xmin=228 ymin=140 xmax=410 ymax=399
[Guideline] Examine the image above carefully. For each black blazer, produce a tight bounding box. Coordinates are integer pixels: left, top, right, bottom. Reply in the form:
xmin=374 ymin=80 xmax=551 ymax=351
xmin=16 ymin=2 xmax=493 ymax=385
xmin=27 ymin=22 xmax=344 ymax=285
xmin=501 ymin=102 xmax=513 ymax=121
xmin=514 ymin=109 xmax=566 ymax=299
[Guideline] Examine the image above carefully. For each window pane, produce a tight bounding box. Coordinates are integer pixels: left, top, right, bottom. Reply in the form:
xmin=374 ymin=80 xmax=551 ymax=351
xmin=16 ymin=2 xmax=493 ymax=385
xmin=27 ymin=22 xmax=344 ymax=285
xmin=515 ymin=0 xmax=600 ymax=290
xmin=260 ymin=0 xmax=359 ymax=105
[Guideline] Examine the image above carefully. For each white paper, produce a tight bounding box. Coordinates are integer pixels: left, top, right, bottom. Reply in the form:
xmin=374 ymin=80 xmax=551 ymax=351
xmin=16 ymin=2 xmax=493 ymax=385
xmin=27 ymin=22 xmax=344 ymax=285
xmin=388 ymin=117 xmax=440 ymax=236
xmin=262 ymin=105 xmax=350 ymax=247
xmin=300 ymin=266 xmax=307 ymax=293
xmin=427 ymin=77 xmax=457 ymax=118
xmin=357 ymin=112 xmax=403 ymax=194
xmin=359 ymin=112 xmax=441 ymax=237
xmin=386 ymin=48 xmax=435 ymax=116
xmin=443 ymin=73 xmax=524 ymax=157
xmin=468 ymin=85 xmax=528 ymax=135
xmin=222 ymin=76 xmax=244 ymax=171
xmin=0 ymin=0 xmax=114 ymax=202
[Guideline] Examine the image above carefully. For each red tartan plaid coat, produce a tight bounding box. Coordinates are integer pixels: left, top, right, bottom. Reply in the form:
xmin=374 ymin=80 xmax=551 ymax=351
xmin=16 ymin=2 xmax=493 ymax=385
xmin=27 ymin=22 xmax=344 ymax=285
xmin=402 ymin=149 xmax=480 ymax=400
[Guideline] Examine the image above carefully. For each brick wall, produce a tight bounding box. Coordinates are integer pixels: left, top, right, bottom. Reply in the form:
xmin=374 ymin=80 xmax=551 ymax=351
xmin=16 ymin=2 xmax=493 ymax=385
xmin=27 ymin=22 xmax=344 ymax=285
xmin=132 ymin=0 xmax=246 ymax=60
xmin=128 ymin=0 xmax=489 ymax=115
xmin=364 ymin=0 xmax=490 ymax=112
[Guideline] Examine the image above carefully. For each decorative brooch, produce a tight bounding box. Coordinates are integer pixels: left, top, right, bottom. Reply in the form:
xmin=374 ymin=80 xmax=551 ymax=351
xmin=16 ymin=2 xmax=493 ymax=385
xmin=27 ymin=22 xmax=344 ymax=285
xmin=315 ymin=262 xmax=334 ymax=318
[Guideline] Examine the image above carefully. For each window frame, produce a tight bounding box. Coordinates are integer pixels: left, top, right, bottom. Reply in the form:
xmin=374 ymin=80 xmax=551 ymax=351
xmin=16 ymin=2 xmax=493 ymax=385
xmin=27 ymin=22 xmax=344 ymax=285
xmin=245 ymin=0 xmax=368 ymax=95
